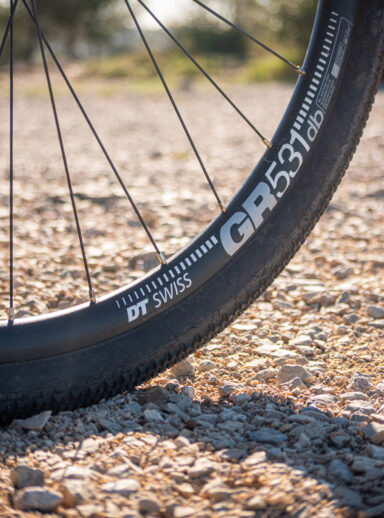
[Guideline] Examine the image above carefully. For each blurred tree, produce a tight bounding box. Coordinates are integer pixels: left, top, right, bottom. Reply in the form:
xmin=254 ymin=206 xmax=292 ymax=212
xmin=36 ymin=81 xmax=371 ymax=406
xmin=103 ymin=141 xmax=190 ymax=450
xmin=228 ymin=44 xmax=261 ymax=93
xmin=0 ymin=0 xmax=317 ymax=62
xmin=174 ymin=0 xmax=257 ymax=58
xmin=175 ymin=22 xmax=247 ymax=57
xmin=270 ymin=0 xmax=317 ymax=58
xmin=0 ymin=0 xmax=123 ymax=61
xmin=174 ymin=0 xmax=316 ymax=60
xmin=229 ymin=0 xmax=317 ymax=58
xmin=36 ymin=0 xmax=121 ymax=56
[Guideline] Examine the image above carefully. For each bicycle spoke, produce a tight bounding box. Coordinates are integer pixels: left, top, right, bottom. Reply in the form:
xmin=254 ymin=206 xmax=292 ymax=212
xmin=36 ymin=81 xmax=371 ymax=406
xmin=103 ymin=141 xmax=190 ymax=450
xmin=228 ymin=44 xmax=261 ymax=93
xmin=22 ymin=0 xmax=166 ymax=267
xmin=8 ymin=0 xmax=15 ymax=322
xmin=136 ymin=0 xmax=271 ymax=148
xmin=0 ymin=0 xmax=18 ymax=62
xmin=192 ymin=0 xmax=306 ymax=76
xmin=29 ymin=0 xmax=96 ymax=303
xmin=125 ymin=0 xmax=226 ymax=213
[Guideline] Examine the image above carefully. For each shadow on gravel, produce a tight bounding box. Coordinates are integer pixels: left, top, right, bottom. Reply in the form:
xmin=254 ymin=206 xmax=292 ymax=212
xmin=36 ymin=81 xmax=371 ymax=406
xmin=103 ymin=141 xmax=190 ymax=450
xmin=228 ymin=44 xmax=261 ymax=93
xmin=1 ymin=384 xmax=380 ymax=517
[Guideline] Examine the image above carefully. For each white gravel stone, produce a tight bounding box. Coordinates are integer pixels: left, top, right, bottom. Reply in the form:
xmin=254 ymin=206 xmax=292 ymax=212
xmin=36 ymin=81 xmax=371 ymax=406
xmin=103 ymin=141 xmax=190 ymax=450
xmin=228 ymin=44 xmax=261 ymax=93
xmin=367 ymin=305 xmax=384 ymax=319
xmin=245 ymin=495 xmax=266 ymax=510
xmin=254 ymin=368 xmax=278 ymax=382
xmin=60 ymin=480 xmax=91 ymax=507
xmin=330 ymin=433 xmax=350 ymax=449
xmin=366 ymin=444 xmax=384 ymax=460
xmin=101 ymin=479 xmax=140 ymax=497
xmin=340 ymin=391 xmax=369 ymax=402
xmin=51 ymin=465 xmax=96 ymax=481
xmin=177 ymin=483 xmax=195 ymax=497
xmin=328 ymin=459 xmax=353 ymax=483
xmin=348 ymin=372 xmax=373 ymax=392
xmin=218 ymin=384 xmax=236 ymax=397
xmin=285 ymin=376 xmax=308 ymax=390
xmin=137 ymin=386 xmax=168 ymax=406
xmin=242 ymin=451 xmax=267 ymax=466
xmin=13 ymin=487 xmax=62 ymax=512
xmin=250 ymin=428 xmax=288 ymax=445
xmin=189 ymin=459 xmax=216 ymax=477
xmin=297 ymin=433 xmax=311 ymax=449
xmin=80 ymin=437 xmax=102 ymax=453
xmin=290 ymin=335 xmax=313 ymax=347
xmin=11 ymin=465 xmax=45 ymax=489
xmin=197 ymin=360 xmax=216 ymax=372
xmin=200 ymin=479 xmax=232 ymax=501
xmin=174 ymin=436 xmax=191 ymax=449
xmin=170 ymin=359 xmax=195 ymax=377
xmin=15 ymin=410 xmax=52 ymax=431
xmin=181 ymin=386 xmax=195 ymax=399
xmin=308 ymin=394 xmax=338 ymax=406
xmin=362 ymin=422 xmax=384 ymax=445
xmin=346 ymin=401 xmax=376 ymax=415
xmin=173 ymin=505 xmax=197 ymax=518
xmin=351 ymin=456 xmax=384 ymax=480
xmin=277 ymin=364 xmax=313 ymax=385
xmin=143 ymin=409 xmax=164 ymax=422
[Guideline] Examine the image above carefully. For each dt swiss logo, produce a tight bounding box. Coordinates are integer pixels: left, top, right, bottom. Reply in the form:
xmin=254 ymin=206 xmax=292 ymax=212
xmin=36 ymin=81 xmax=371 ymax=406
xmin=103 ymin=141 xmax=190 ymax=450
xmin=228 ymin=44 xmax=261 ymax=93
xmin=127 ymin=298 xmax=149 ymax=322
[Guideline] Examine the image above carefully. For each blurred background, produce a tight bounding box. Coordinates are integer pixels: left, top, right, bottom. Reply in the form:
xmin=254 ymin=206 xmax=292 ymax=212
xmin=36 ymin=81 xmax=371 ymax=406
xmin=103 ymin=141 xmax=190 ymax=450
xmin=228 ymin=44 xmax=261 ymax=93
xmin=0 ymin=0 xmax=315 ymax=84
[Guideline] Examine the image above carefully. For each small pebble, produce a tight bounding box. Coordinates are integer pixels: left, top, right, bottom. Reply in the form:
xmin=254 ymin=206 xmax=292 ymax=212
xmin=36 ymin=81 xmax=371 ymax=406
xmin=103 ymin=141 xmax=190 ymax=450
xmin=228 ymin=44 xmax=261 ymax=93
xmin=197 ymin=360 xmax=216 ymax=372
xmin=11 ymin=466 xmax=45 ymax=489
xmin=170 ymin=359 xmax=195 ymax=377
xmin=13 ymin=487 xmax=62 ymax=512
xmin=277 ymin=364 xmax=313 ymax=385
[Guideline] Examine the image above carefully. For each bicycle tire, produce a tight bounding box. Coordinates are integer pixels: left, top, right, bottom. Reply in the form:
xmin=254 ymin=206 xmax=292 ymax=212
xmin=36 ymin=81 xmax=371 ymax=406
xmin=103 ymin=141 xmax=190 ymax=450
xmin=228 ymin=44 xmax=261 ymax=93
xmin=0 ymin=0 xmax=383 ymax=425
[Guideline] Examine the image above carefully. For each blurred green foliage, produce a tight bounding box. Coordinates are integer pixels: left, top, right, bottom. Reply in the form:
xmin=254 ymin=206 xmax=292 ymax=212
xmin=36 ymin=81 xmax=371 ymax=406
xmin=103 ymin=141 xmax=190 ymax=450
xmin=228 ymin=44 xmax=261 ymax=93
xmin=0 ymin=0 xmax=317 ymax=83
xmin=179 ymin=0 xmax=316 ymax=60
xmin=0 ymin=0 xmax=122 ymax=61
xmin=175 ymin=24 xmax=247 ymax=57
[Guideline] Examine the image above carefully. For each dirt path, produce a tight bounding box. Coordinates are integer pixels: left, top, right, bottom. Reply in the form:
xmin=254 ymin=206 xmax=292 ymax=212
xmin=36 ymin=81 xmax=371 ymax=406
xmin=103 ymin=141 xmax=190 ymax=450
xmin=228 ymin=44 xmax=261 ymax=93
xmin=0 ymin=82 xmax=383 ymax=517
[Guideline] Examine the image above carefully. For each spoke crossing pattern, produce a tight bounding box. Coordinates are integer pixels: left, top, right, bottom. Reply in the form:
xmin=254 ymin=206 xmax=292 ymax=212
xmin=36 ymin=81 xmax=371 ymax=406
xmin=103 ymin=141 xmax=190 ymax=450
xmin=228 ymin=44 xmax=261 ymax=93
xmin=137 ymin=0 xmax=271 ymax=148
xmin=124 ymin=0 xmax=226 ymax=213
xmin=30 ymin=0 xmax=96 ymax=303
xmin=22 ymin=0 xmax=167 ymax=268
xmin=192 ymin=0 xmax=306 ymax=76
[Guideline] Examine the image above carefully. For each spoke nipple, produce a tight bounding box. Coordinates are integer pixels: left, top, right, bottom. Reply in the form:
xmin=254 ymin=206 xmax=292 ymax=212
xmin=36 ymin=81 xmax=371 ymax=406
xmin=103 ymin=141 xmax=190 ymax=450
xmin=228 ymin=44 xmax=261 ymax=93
xmin=157 ymin=252 xmax=167 ymax=266
xmin=263 ymin=138 xmax=272 ymax=149
xmin=89 ymin=289 xmax=96 ymax=304
xmin=219 ymin=201 xmax=226 ymax=213
xmin=8 ymin=307 xmax=14 ymax=322
xmin=297 ymin=66 xmax=306 ymax=77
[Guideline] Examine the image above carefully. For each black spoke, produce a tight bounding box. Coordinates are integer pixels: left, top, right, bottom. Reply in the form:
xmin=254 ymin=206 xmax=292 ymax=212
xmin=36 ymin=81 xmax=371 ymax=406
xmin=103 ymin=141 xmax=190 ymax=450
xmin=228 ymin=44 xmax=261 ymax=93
xmin=22 ymin=0 xmax=166 ymax=266
xmin=192 ymin=0 xmax=306 ymax=76
xmin=125 ymin=0 xmax=226 ymax=213
xmin=137 ymin=0 xmax=271 ymax=148
xmin=0 ymin=0 xmax=18 ymax=62
xmin=30 ymin=0 xmax=96 ymax=303
xmin=8 ymin=0 xmax=14 ymax=322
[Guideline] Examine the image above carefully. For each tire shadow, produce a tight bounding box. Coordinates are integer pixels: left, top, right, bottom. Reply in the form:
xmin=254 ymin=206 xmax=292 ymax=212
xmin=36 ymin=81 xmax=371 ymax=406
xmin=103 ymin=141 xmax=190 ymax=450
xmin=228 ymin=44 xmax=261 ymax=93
xmin=0 ymin=384 xmax=380 ymax=517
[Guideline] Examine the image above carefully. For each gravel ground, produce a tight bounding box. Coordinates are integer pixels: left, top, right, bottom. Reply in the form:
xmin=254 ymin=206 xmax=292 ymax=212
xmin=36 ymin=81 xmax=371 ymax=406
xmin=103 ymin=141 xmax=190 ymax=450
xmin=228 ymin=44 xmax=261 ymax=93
xmin=0 ymin=79 xmax=383 ymax=517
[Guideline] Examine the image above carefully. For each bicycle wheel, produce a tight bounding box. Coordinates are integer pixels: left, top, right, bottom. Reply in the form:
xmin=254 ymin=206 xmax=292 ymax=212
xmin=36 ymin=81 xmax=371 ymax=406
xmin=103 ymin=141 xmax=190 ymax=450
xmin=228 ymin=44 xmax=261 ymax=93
xmin=0 ymin=0 xmax=383 ymax=425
